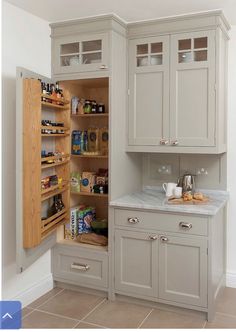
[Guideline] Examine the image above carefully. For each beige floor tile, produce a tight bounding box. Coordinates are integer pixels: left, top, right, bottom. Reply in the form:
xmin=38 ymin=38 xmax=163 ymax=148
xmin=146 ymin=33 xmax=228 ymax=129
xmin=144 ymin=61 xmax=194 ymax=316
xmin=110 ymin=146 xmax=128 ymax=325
xmin=38 ymin=289 xmax=105 ymax=320
xmin=140 ymin=308 xmax=206 ymax=328
xmin=85 ymin=300 xmax=152 ymax=328
xmin=27 ymin=287 xmax=63 ymax=309
xmin=205 ymin=313 xmax=236 ymax=328
xmin=75 ymin=321 xmax=105 ymax=329
xmin=22 ymin=307 xmax=33 ymax=318
xmin=22 ymin=310 xmax=78 ymax=329
xmin=217 ymin=287 xmax=236 ymax=317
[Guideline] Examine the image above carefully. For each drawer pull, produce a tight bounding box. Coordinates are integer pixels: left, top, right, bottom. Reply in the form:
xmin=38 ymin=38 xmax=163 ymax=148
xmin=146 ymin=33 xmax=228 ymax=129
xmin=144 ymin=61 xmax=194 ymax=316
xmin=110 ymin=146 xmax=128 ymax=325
xmin=71 ymin=263 xmax=90 ymax=271
xmin=128 ymin=217 xmax=139 ymax=224
xmin=160 ymin=139 xmax=169 ymax=145
xmin=149 ymin=235 xmax=158 ymax=240
xmin=179 ymin=222 xmax=192 ymax=229
xmin=100 ymin=64 xmax=108 ymax=69
xmin=160 ymin=236 xmax=169 ymax=242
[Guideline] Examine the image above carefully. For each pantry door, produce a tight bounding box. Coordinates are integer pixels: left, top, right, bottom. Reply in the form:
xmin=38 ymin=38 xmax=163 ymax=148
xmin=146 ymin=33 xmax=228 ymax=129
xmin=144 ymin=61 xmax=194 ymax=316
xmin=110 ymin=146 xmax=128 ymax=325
xmin=16 ymin=67 xmax=56 ymax=272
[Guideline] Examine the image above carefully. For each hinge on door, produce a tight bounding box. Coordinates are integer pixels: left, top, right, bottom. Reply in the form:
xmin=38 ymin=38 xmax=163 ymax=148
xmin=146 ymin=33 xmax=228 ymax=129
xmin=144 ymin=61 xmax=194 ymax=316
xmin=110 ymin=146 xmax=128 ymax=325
xmin=127 ymin=89 xmax=130 ymax=96
xmin=20 ymin=72 xmax=23 ymax=78
xmin=20 ymin=267 xmax=23 ymax=273
xmin=207 ymin=248 xmax=208 ymax=255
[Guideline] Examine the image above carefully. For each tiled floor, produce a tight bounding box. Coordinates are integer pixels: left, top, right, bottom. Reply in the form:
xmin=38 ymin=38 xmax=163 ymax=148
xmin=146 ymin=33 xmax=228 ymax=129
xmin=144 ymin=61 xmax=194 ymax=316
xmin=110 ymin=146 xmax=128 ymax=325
xmin=22 ymin=287 xmax=236 ymax=329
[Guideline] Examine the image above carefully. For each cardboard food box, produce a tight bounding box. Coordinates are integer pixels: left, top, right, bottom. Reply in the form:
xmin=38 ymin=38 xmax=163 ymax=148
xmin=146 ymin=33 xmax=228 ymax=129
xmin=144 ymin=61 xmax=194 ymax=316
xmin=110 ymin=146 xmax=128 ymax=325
xmin=99 ymin=127 xmax=109 ymax=156
xmin=88 ymin=128 xmax=99 ymax=152
xmin=81 ymin=171 xmax=96 ymax=192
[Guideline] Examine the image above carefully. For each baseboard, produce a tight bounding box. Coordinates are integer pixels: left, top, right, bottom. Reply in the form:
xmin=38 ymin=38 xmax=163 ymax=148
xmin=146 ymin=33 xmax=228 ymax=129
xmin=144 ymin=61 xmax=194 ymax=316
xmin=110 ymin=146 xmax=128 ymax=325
xmin=10 ymin=273 xmax=53 ymax=308
xmin=226 ymin=271 xmax=236 ymax=288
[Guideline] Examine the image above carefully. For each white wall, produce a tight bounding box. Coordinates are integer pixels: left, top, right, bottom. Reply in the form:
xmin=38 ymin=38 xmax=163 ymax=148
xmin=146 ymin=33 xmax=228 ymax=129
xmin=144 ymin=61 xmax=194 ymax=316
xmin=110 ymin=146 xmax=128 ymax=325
xmin=227 ymin=25 xmax=236 ymax=286
xmin=2 ymin=2 xmax=53 ymax=305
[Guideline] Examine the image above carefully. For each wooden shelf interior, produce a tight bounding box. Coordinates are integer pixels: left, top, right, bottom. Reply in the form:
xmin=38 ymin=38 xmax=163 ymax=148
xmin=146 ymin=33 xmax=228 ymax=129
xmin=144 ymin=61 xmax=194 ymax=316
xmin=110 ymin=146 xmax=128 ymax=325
xmin=41 ymin=93 xmax=70 ymax=105
xmin=41 ymin=101 xmax=69 ymax=110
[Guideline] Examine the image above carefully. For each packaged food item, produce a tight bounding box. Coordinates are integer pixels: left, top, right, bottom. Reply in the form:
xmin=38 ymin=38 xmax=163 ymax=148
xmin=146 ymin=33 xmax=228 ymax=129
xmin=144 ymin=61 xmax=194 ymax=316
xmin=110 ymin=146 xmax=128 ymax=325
xmin=84 ymin=100 xmax=92 ymax=114
xmin=82 ymin=131 xmax=88 ymax=153
xmin=99 ymin=127 xmax=109 ymax=156
xmin=78 ymin=98 xmax=85 ymax=114
xmin=71 ymin=96 xmax=79 ymax=115
xmin=70 ymin=172 xmax=81 ymax=192
xmin=78 ymin=206 xmax=96 ymax=234
xmin=72 ymin=130 xmax=83 ymax=155
xmin=88 ymin=128 xmax=99 ymax=152
xmin=65 ymin=205 xmax=85 ymax=240
xmin=91 ymin=101 xmax=97 ymax=113
xmin=81 ymin=172 xmax=96 ymax=192
xmin=97 ymin=103 xmax=105 ymax=113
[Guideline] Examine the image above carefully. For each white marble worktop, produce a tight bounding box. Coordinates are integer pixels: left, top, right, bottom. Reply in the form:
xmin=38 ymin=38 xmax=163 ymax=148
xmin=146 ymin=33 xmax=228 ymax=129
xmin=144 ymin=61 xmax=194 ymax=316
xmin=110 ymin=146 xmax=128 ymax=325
xmin=110 ymin=187 xmax=229 ymax=216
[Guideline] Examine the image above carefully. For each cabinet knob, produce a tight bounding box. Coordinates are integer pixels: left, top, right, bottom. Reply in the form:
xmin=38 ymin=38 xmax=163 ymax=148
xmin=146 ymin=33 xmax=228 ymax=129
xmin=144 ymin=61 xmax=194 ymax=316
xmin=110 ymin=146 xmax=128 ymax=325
xmin=160 ymin=139 xmax=169 ymax=145
xmin=171 ymin=140 xmax=179 ymax=146
xmin=100 ymin=64 xmax=108 ymax=69
xmin=149 ymin=235 xmax=158 ymax=240
xmin=128 ymin=217 xmax=139 ymax=224
xmin=71 ymin=263 xmax=90 ymax=271
xmin=160 ymin=236 xmax=169 ymax=242
xmin=179 ymin=222 xmax=192 ymax=229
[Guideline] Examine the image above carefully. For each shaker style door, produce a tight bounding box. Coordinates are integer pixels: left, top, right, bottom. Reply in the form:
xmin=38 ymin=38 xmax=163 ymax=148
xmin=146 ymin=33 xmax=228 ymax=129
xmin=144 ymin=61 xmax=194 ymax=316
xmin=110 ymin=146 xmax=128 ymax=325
xmin=128 ymin=36 xmax=170 ymax=146
xmin=53 ymin=33 xmax=109 ymax=75
xmin=170 ymin=30 xmax=216 ymax=147
xmin=115 ymin=229 xmax=158 ymax=298
xmin=159 ymin=234 xmax=208 ymax=307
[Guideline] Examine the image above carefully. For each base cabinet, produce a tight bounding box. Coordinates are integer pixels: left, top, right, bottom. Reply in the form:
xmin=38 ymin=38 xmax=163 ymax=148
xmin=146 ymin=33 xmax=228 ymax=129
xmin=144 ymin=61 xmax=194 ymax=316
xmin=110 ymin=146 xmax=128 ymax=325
xmin=115 ymin=229 xmax=158 ymax=297
xmin=159 ymin=235 xmax=208 ymax=307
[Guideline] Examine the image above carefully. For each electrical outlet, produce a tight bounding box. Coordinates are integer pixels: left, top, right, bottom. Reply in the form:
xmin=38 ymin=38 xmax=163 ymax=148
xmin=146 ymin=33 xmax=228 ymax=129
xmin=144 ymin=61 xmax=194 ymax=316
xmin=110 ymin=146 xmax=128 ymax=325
xmin=157 ymin=165 xmax=172 ymax=175
xmin=196 ymin=167 xmax=208 ymax=175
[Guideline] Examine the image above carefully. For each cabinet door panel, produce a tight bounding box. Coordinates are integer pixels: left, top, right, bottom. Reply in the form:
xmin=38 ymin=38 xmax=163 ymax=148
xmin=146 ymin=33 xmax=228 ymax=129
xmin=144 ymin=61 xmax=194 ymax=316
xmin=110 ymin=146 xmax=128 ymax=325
xmin=115 ymin=229 xmax=158 ymax=297
xmin=159 ymin=235 xmax=207 ymax=307
xmin=170 ymin=30 xmax=215 ymax=147
xmin=128 ymin=36 xmax=169 ymax=146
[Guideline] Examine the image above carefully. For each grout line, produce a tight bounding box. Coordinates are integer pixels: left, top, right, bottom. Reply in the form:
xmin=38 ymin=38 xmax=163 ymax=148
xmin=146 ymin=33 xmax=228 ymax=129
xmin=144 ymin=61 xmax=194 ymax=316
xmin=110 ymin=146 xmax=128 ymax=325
xmin=80 ymin=298 xmax=107 ymax=322
xmin=22 ymin=308 xmax=36 ymax=320
xmin=33 ymin=288 xmax=65 ymax=309
xmin=137 ymin=308 xmax=154 ymax=329
xmin=74 ymin=320 xmax=108 ymax=329
xmin=35 ymin=308 xmax=79 ymax=323
xmin=202 ymin=320 xmax=207 ymax=328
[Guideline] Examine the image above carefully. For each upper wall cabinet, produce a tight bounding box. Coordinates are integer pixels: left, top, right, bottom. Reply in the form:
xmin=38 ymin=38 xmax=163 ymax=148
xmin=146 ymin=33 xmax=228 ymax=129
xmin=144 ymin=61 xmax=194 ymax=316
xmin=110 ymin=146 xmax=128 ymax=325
xmin=52 ymin=33 xmax=109 ymax=75
xmin=127 ymin=11 xmax=230 ymax=154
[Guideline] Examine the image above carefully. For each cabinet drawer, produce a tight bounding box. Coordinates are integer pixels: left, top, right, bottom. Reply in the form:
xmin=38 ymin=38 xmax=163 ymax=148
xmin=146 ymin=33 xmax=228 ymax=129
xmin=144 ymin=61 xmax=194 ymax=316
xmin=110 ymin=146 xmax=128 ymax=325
xmin=114 ymin=209 xmax=208 ymax=236
xmin=52 ymin=244 xmax=108 ymax=289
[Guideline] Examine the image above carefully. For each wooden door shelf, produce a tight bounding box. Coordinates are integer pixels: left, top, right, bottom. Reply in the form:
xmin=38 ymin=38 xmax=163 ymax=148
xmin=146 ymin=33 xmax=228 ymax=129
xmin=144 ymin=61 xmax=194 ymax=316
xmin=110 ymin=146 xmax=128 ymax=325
xmin=41 ymin=210 xmax=68 ymax=236
xmin=41 ymin=125 xmax=70 ymax=131
xmin=41 ymin=185 xmax=69 ymax=202
xmin=41 ymin=154 xmax=70 ymax=163
xmin=41 ymin=159 xmax=70 ymax=169
xmin=71 ymin=113 xmax=108 ymax=118
xmin=71 ymin=154 xmax=108 ymax=159
xmin=71 ymin=191 xmax=108 ymax=198
xmin=41 ymin=93 xmax=70 ymax=104
xmin=41 ymin=101 xmax=69 ymax=110
xmin=41 ymin=133 xmax=69 ymax=137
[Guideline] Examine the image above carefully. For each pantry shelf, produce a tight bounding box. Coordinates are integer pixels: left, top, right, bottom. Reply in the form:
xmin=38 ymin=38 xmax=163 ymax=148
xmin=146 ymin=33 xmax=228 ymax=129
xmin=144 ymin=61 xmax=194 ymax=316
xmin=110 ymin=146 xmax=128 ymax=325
xmin=71 ymin=154 xmax=108 ymax=159
xmin=41 ymin=154 xmax=70 ymax=163
xmin=41 ymin=125 xmax=70 ymax=131
xmin=71 ymin=192 xmax=108 ymax=198
xmin=41 ymin=216 xmax=69 ymax=238
xmin=41 ymin=133 xmax=69 ymax=137
xmin=41 ymin=159 xmax=70 ymax=169
xmin=41 ymin=185 xmax=69 ymax=202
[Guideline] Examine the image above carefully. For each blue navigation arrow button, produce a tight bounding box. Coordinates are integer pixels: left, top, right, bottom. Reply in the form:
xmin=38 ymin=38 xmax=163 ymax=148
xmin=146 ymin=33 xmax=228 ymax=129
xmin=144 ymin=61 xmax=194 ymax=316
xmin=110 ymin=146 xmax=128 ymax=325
xmin=0 ymin=301 xmax=22 ymax=329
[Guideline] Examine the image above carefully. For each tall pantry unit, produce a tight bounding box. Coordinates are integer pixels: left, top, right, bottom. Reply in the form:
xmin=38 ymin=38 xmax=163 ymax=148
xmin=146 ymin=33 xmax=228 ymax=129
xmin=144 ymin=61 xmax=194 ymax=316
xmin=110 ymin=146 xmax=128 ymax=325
xmin=16 ymin=15 xmax=141 ymax=293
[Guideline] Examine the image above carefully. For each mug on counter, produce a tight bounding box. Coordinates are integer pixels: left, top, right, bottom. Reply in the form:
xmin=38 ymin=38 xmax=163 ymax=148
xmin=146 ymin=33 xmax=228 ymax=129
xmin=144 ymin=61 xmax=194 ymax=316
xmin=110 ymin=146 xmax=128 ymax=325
xmin=162 ymin=182 xmax=177 ymax=197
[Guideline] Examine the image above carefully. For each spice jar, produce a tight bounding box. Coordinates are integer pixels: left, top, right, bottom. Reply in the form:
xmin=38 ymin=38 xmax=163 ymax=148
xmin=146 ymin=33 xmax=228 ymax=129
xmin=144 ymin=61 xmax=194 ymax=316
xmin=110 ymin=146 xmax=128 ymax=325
xmin=97 ymin=103 xmax=105 ymax=113
xmin=84 ymin=100 xmax=92 ymax=114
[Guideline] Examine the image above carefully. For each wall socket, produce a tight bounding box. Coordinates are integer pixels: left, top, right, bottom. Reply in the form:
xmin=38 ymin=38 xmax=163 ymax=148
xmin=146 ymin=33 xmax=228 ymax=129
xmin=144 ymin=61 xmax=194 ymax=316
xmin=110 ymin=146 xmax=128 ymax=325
xmin=157 ymin=165 xmax=172 ymax=174
xmin=196 ymin=167 xmax=209 ymax=175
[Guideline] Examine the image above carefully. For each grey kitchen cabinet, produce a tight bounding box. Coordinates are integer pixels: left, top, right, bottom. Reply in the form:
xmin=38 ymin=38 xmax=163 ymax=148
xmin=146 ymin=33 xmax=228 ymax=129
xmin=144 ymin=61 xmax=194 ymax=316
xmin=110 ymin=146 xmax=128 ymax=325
xmin=111 ymin=206 xmax=226 ymax=321
xmin=114 ymin=229 xmax=158 ymax=297
xmin=159 ymin=234 xmax=208 ymax=307
xmin=52 ymin=32 xmax=109 ymax=75
xmin=127 ymin=12 xmax=229 ymax=153
xmin=128 ymin=36 xmax=170 ymax=146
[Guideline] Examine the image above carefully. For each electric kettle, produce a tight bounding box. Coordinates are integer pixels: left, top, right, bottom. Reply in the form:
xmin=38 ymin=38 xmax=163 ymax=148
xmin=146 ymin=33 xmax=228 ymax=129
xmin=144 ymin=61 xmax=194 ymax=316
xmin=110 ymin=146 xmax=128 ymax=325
xmin=177 ymin=174 xmax=196 ymax=194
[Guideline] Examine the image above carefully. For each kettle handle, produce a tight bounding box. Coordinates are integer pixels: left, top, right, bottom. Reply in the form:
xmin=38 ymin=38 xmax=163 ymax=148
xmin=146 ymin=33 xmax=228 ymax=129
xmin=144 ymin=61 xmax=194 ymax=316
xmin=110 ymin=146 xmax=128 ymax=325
xmin=177 ymin=177 xmax=182 ymax=187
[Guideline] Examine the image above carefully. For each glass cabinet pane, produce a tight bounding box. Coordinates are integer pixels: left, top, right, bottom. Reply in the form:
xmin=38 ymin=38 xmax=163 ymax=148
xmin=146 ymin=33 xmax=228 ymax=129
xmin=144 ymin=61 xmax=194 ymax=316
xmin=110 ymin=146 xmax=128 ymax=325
xmin=137 ymin=44 xmax=148 ymax=55
xmin=61 ymin=43 xmax=79 ymax=55
xmin=61 ymin=55 xmax=80 ymax=67
xmin=82 ymin=40 xmax=102 ymax=52
xmin=82 ymin=52 xmax=102 ymax=64
xmin=178 ymin=51 xmax=192 ymax=63
xmin=194 ymin=37 xmax=207 ymax=49
xmin=137 ymin=56 xmax=148 ymax=67
xmin=151 ymin=42 xmax=162 ymax=53
xmin=194 ymin=50 xmax=207 ymax=61
xmin=178 ymin=39 xmax=191 ymax=50
xmin=150 ymin=55 xmax=162 ymax=65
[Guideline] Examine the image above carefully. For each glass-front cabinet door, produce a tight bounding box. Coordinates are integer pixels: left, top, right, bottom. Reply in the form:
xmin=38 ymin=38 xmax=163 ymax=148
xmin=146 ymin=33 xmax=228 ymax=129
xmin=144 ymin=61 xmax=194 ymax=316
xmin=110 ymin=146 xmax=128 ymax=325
xmin=128 ymin=36 xmax=170 ymax=146
xmin=53 ymin=33 xmax=109 ymax=74
xmin=170 ymin=30 xmax=216 ymax=147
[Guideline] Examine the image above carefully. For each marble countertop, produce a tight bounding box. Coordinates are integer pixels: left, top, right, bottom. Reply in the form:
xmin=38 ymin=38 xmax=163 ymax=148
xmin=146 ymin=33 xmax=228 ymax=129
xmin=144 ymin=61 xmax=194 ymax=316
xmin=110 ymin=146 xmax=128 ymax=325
xmin=110 ymin=187 xmax=229 ymax=216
